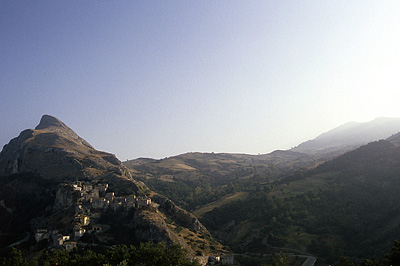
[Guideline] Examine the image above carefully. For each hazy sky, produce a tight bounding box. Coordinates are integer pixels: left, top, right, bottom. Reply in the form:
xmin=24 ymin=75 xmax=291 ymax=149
xmin=1 ymin=1 xmax=400 ymax=160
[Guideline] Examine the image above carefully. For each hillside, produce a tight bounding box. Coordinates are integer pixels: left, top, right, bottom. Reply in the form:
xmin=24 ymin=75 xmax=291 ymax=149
xmin=387 ymin=131 xmax=400 ymax=146
xmin=0 ymin=115 xmax=225 ymax=258
xmin=199 ymin=137 xmax=400 ymax=263
xmin=124 ymin=151 xmax=325 ymax=211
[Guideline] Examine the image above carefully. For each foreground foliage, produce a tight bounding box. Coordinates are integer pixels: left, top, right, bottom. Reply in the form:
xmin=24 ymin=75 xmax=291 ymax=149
xmin=0 ymin=242 xmax=200 ymax=266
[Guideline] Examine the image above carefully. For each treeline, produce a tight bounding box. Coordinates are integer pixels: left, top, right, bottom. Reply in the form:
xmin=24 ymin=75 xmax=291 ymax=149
xmin=0 ymin=242 xmax=200 ymax=266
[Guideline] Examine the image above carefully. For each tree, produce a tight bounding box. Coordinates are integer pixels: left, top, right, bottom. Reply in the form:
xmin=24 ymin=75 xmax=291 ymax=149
xmin=387 ymin=240 xmax=400 ymax=265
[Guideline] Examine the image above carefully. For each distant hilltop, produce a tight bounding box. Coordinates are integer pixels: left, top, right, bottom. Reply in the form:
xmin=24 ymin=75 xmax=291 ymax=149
xmin=291 ymin=117 xmax=400 ymax=155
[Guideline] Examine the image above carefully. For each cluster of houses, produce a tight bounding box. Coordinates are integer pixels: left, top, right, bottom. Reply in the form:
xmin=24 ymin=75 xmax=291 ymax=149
xmin=34 ymin=180 xmax=152 ymax=251
xmin=72 ymin=181 xmax=152 ymax=212
xmin=194 ymin=254 xmax=236 ymax=266
xmin=34 ymin=229 xmax=77 ymax=252
xmin=33 ymin=181 xmax=237 ymax=265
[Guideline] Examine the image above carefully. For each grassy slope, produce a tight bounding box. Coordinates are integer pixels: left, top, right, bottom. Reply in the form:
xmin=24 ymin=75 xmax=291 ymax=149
xmin=193 ymin=191 xmax=249 ymax=218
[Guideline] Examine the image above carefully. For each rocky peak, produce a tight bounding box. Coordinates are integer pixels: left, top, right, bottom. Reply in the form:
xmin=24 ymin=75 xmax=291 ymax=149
xmin=34 ymin=115 xmax=93 ymax=149
xmin=0 ymin=115 xmax=131 ymax=183
xmin=35 ymin=115 xmax=68 ymax=130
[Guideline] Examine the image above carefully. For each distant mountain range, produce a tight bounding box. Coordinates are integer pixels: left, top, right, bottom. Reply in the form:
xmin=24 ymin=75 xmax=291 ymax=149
xmin=291 ymin=117 xmax=400 ymax=154
xmin=127 ymin=117 xmax=400 ymax=177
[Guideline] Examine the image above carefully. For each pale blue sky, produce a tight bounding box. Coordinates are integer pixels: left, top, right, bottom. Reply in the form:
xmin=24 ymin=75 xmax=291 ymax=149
xmin=1 ymin=1 xmax=400 ymax=159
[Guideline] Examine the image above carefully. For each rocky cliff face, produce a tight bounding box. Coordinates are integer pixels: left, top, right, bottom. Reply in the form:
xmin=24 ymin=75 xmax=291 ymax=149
xmin=54 ymin=183 xmax=78 ymax=209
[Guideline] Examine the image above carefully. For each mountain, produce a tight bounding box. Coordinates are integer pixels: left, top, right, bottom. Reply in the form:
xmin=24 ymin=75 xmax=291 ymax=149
xmin=0 ymin=115 xmax=136 ymax=185
xmin=291 ymin=117 xmax=400 ymax=154
xmin=0 ymin=115 xmax=224 ymax=257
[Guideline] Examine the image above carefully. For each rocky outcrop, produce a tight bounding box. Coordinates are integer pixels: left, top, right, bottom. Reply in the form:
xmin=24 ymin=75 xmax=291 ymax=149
xmin=133 ymin=209 xmax=188 ymax=250
xmin=152 ymin=194 xmax=206 ymax=231
xmin=54 ymin=184 xmax=78 ymax=209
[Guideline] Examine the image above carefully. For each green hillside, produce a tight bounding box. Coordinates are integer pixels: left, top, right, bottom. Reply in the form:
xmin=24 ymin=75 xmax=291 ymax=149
xmin=200 ymin=139 xmax=400 ymax=262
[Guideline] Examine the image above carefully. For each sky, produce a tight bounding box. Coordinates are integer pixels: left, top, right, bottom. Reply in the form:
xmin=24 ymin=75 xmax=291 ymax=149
xmin=1 ymin=1 xmax=400 ymax=160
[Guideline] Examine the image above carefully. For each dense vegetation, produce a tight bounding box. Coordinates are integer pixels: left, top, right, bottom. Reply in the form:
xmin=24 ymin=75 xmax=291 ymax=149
xmin=3 ymin=240 xmax=400 ymax=266
xmin=338 ymin=240 xmax=400 ymax=266
xmin=0 ymin=243 xmax=200 ymax=266
xmin=201 ymin=178 xmax=400 ymax=261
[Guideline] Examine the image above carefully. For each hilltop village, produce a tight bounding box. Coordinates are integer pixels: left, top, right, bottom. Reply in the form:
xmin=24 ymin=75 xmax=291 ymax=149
xmin=32 ymin=180 xmax=236 ymax=265
xmin=34 ymin=180 xmax=152 ymax=251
